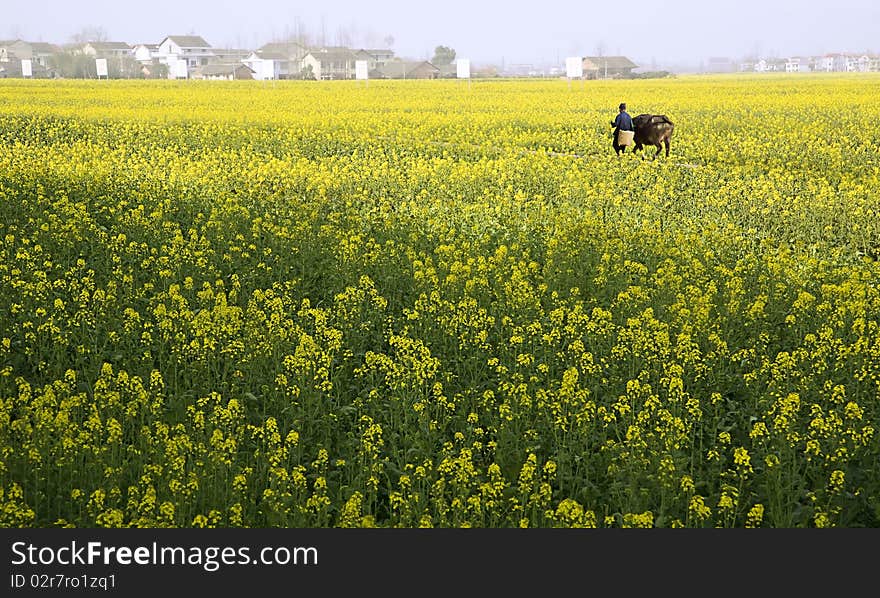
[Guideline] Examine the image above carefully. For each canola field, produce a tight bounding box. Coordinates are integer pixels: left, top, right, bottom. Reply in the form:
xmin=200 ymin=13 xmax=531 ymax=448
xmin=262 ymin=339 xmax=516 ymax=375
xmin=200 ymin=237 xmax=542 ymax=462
xmin=1 ymin=75 xmax=879 ymax=528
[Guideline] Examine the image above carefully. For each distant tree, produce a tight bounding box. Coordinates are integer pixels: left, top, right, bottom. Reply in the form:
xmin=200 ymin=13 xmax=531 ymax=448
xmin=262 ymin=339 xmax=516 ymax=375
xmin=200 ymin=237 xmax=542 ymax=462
xmin=70 ymin=26 xmax=108 ymax=43
xmin=51 ymin=51 xmax=97 ymax=78
xmin=51 ymin=46 xmax=145 ymax=79
xmin=362 ymin=29 xmax=382 ymax=49
xmin=288 ymin=17 xmax=312 ymax=46
xmin=383 ymin=35 xmax=395 ymax=49
xmin=300 ymin=64 xmax=316 ymax=80
xmin=335 ymin=25 xmax=353 ymax=47
xmin=108 ymin=55 xmax=144 ymax=79
xmin=432 ymin=45 xmax=456 ymax=65
xmin=140 ymin=62 xmax=168 ymax=79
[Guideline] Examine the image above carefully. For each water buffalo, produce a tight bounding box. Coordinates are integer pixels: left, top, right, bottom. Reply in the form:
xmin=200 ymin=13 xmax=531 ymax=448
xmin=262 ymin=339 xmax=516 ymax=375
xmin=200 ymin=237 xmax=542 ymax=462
xmin=632 ymin=114 xmax=674 ymax=158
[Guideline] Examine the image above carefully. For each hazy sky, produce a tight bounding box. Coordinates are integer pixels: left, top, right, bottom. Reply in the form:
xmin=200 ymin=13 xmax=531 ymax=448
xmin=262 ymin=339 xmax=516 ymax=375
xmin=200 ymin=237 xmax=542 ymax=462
xmin=6 ymin=0 xmax=880 ymax=66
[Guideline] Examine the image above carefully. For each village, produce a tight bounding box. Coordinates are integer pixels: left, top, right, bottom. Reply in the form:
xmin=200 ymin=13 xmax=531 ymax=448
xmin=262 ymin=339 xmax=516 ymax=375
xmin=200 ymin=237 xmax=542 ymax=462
xmin=2 ymin=35 xmax=879 ymax=80
xmin=0 ymin=36 xmax=643 ymax=80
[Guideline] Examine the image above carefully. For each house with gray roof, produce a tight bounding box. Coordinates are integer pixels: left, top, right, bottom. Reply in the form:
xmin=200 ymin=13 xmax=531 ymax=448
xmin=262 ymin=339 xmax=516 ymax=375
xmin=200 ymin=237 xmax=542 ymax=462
xmin=81 ymin=41 xmax=132 ymax=58
xmin=191 ymin=63 xmax=255 ymax=80
xmin=372 ymin=60 xmax=440 ymax=80
xmin=243 ymin=50 xmax=288 ymax=80
xmin=156 ymin=35 xmax=215 ymax=77
xmin=258 ymin=41 xmax=309 ymax=63
xmin=211 ymin=48 xmax=252 ymax=63
xmin=0 ymin=40 xmax=60 ymax=67
xmin=581 ymin=56 xmax=638 ymax=79
xmin=353 ymin=48 xmax=395 ymax=70
xmin=133 ymin=44 xmax=160 ymax=65
xmin=302 ymin=47 xmax=357 ymax=79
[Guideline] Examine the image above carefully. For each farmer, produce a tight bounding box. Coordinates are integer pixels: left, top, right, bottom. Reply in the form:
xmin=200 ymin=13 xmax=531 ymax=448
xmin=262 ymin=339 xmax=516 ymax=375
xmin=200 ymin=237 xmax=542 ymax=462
xmin=610 ymin=102 xmax=634 ymax=155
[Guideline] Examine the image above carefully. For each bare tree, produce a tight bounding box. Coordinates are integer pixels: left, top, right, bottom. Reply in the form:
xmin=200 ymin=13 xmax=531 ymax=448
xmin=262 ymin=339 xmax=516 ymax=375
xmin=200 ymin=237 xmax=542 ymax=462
xmin=335 ymin=25 xmax=353 ymax=48
xmin=294 ymin=17 xmax=311 ymax=46
xmin=362 ymin=28 xmax=382 ymax=49
xmin=282 ymin=17 xmax=312 ymax=47
xmin=70 ymin=25 xmax=108 ymax=43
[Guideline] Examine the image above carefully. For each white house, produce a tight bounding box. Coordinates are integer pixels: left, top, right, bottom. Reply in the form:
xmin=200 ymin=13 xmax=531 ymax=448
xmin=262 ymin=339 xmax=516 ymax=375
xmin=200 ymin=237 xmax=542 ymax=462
xmin=81 ymin=41 xmax=132 ymax=58
xmin=756 ymin=58 xmax=786 ymax=72
xmin=242 ymin=51 xmax=284 ymax=80
xmin=156 ymin=35 xmax=215 ymax=78
xmin=854 ymin=55 xmax=872 ymax=72
xmin=785 ymin=57 xmax=811 ymax=73
xmin=302 ymin=47 xmax=356 ymax=80
xmin=812 ymin=55 xmax=835 ymax=72
xmin=133 ymin=44 xmax=159 ymax=65
xmin=833 ymin=54 xmax=852 ymax=71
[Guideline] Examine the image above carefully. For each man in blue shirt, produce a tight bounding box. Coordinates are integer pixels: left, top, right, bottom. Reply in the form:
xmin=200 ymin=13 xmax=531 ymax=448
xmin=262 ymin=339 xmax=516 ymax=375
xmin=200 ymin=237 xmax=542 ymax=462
xmin=611 ymin=102 xmax=634 ymax=155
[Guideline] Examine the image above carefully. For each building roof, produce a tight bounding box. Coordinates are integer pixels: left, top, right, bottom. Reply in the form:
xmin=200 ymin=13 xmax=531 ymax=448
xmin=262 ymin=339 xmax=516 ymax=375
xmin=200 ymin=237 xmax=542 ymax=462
xmin=258 ymin=41 xmax=307 ymax=55
xmin=1 ymin=40 xmax=59 ymax=54
xmin=306 ymin=47 xmax=356 ymax=62
xmin=582 ymin=56 xmax=638 ymax=70
xmin=211 ymin=48 xmax=251 ymax=59
xmin=86 ymin=41 xmax=131 ymax=50
xmin=354 ymin=48 xmax=394 ymax=59
xmin=376 ymin=60 xmax=439 ymax=78
xmin=194 ymin=63 xmax=254 ymax=76
xmin=254 ymin=51 xmax=288 ymax=60
xmin=32 ymin=42 xmax=61 ymax=53
xmin=164 ymin=35 xmax=211 ymax=48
